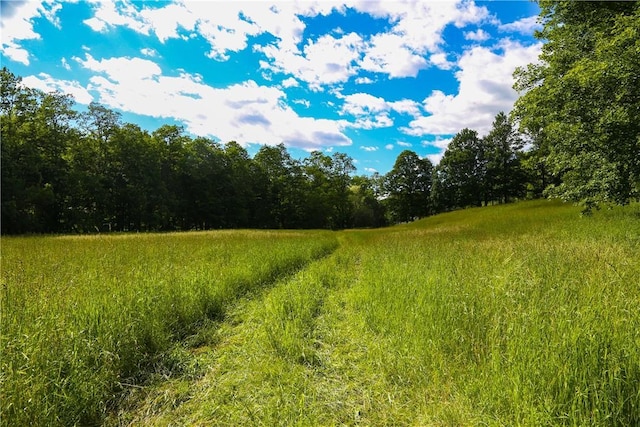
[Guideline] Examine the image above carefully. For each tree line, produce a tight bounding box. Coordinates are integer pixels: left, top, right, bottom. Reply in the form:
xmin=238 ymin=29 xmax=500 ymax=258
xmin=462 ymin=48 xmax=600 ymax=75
xmin=2 ymin=0 xmax=639 ymax=234
xmin=1 ymin=67 xmax=535 ymax=234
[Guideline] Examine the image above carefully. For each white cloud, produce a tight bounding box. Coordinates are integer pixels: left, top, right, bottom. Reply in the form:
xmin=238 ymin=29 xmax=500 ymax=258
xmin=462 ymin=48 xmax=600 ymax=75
xmin=360 ymin=33 xmax=428 ymax=78
xmin=0 ymin=0 xmax=64 ymax=65
xmin=122 ymin=0 xmax=495 ymax=86
xmin=72 ymin=54 xmax=350 ymax=150
xmin=342 ymin=93 xmax=421 ymax=117
xmin=22 ymin=73 xmax=94 ymax=105
xmin=388 ymin=99 xmax=421 ymax=118
xmin=429 ymin=52 xmax=455 ymax=70
xmin=341 ymin=93 xmax=388 ymax=116
xmin=464 ymin=28 xmax=490 ymax=42
xmin=350 ymin=113 xmax=393 ymax=130
xmin=84 ymin=1 xmax=151 ymax=35
xmin=192 ymin=7 xmax=259 ymax=60
xmin=61 ymin=58 xmax=71 ymax=70
xmin=397 ymin=141 xmax=412 ymax=147
xmin=353 ymin=0 xmax=491 ymax=78
xmin=451 ymin=1 xmax=494 ymax=28
xmin=259 ymin=32 xmax=364 ymax=90
xmin=420 ymin=137 xmax=452 ymax=165
xmin=339 ymin=92 xmax=422 ymax=129
xmin=361 ymin=146 xmax=379 ymax=152
xmin=356 ymin=0 xmax=490 ymax=49
xmin=424 ymin=136 xmax=453 ymax=150
xmin=339 ymin=92 xmax=421 ymax=129
xmin=355 ymin=76 xmax=374 ymax=84
xmin=76 ymin=53 xmax=162 ymax=83
xmin=76 ymin=0 xmax=495 ymax=88
xmin=292 ymin=99 xmax=310 ymax=108
xmin=402 ymin=39 xmax=542 ymax=136
xmin=281 ymin=77 xmax=299 ymax=88
xmin=140 ymin=48 xmax=158 ymax=57
xmin=499 ymin=16 xmax=541 ymax=35
xmin=385 ymin=144 xmax=394 ymax=150
xmin=1 ymin=1 xmax=42 ymax=42
xmin=41 ymin=2 xmax=62 ymax=28
xmin=1 ymin=44 xmax=31 ymax=65
xmin=426 ymin=153 xmax=444 ymax=165
xmin=81 ymin=1 xmax=335 ymax=67
xmin=139 ymin=2 xmax=198 ymax=42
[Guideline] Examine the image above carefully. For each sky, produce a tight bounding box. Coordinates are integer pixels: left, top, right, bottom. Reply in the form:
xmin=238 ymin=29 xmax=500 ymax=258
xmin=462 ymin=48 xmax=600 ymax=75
xmin=1 ymin=0 xmax=543 ymax=175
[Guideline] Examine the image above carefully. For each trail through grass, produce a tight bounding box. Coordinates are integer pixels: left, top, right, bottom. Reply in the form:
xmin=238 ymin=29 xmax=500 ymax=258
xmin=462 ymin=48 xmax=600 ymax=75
xmin=109 ymin=200 xmax=639 ymax=426
xmin=1 ymin=230 xmax=337 ymax=426
xmin=3 ymin=200 xmax=639 ymax=425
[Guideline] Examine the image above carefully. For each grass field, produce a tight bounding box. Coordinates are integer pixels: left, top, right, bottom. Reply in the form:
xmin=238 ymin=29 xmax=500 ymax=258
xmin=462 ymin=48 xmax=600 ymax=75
xmin=2 ymin=200 xmax=639 ymax=426
xmin=1 ymin=230 xmax=338 ymax=425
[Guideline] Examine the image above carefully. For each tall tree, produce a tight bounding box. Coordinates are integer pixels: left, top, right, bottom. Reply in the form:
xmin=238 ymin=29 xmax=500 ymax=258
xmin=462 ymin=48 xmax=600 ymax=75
xmin=384 ymin=150 xmax=433 ymax=223
xmin=435 ymin=128 xmax=486 ymax=210
xmin=254 ymin=144 xmax=307 ymax=228
xmin=1 ymin=68 xmax=76 ymax=232
xmin=328 ymin=152 xmax=357 ymax=229
xmin=152 ymin=124 xmax=190 ymax=229
xmin=181 ymin=137 xmax=227 ymax=229
xmin=303 ymin=151 xmax=355 ymax=229
xmin=513 ymin=1 xmax=640 ymax=210
xmin=220 ymin=141 xmax=255 ymax=227
xmin=105 ymin=124 xmax=163 ymax=231
xmin=484 ymin=112 xmax=526 ymax=204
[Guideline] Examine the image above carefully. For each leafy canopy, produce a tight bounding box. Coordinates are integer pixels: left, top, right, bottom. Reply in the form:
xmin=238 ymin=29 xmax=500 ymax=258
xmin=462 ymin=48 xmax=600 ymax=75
xmin=512 ymin=1 xmax=640 ymax=210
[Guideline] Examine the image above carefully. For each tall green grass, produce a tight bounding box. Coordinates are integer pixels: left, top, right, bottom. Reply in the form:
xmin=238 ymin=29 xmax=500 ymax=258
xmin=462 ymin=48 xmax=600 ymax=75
xmin=3 ymin=201 xmax=639 ymax=426
xmin=114 ymin=200 xmax=639 ymax=426
xmin=0 ymin=230 xmax=337 ymax=426
xmin=344 ymin=200 xmax=640 ymax=424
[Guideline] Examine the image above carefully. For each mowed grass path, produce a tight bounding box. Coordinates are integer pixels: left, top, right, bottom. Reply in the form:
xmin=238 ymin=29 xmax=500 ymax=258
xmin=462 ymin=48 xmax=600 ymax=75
xmin=110 ymin=200 xmax=639 ymax=426
xmin=1 ymin=230 xmax=338 ymax=426
xmin=3 ymin=201 xmax=640 ymax=425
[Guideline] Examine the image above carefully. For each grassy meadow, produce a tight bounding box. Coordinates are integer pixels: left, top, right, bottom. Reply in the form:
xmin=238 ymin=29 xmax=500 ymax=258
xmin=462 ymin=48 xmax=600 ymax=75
xmin=2 ymin=200 xmax=639 ymax=425
xmin=1 ymin=230 xmax=338 ymax=425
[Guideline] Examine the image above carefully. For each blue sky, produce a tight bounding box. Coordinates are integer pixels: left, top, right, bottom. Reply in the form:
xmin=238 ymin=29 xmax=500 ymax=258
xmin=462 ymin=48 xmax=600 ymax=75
xmin=1 ymin=0 xmax=542 ymax=175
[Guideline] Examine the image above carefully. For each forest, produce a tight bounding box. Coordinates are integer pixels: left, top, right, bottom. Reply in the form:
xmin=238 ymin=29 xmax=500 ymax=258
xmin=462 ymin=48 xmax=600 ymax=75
xmin=1 ymin=1 xmax=639 ymax=234
xmin=0 ymin=66 xmax=536 ymax=234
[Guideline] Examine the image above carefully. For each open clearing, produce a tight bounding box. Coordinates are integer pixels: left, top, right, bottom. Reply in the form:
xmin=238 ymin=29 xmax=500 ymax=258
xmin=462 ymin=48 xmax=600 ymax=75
xmin=2 ymin=200 xmax=639 ymax=426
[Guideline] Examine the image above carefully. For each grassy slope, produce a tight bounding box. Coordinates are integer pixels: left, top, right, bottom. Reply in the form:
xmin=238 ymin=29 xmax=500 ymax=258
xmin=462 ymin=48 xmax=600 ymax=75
xmin=110 ymin=200 xmax=640 ymax=426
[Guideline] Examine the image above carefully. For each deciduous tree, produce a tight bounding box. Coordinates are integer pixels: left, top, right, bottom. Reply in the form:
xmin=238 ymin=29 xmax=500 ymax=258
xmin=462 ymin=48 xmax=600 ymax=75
xmin=513 ymin=1 xmax=640 ymax=210
xmin=384 ymin=150 xmax=433 ymax=222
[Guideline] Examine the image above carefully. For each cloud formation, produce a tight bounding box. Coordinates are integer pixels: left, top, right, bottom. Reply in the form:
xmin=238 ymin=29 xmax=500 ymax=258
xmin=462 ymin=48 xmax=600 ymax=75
xmin=2 ymin=0 xmax=543 ymax=173
xmin=67 ymin=54 xmax=351 ymax=150
xmin=499 ymin=16 xmax=541 ymax=35
xmin=403 ymin=39 xmax=542 ymax=137
xmin=1 ymin=1 xmax=47 ymax=64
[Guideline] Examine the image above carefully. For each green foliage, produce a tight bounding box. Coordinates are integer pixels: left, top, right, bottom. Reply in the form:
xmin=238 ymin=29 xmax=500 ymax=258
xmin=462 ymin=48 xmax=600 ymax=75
xmin=434 ymin=128 xmax=486 ymax=209
xmin=483 ymin=112 xmax=527 ymax=203
xmin=383 ymin=150 xmax=433 ymax=222
xmin=1 ymin=68 xmax=391 ymax=232
xmin=513 ymin=1 xmax=640 ymax=209
xmin=254 ymin=144 xmax=307 ymax=228
xmin=303 ymin=151 xmax=356 ymax=229
xmin=431 ymin=113 xmax=538 ymax=213
xmin=0 ymin=68 xmax=77 ymax=233
xmin=348 ymin=175 xmax=387 ymax=228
